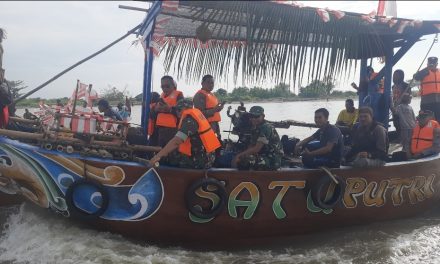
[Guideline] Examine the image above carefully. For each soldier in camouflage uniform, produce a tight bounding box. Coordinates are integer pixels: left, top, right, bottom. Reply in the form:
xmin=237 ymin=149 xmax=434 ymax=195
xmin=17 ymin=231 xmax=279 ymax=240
xmin=231 ymin=106 xmax=284 ymax=171
xmin=149 ymin=99 xmax=217 ymax=169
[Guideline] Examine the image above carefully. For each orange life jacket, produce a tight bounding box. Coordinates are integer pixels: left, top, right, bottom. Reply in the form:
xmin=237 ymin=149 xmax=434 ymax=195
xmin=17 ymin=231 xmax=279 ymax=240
xmin=0 ymin=106 xmax=8 ymax=129
xmin=370 ymin=72 xmax=384 ymax=94
xmin=195 ymin=89 xmax=221 ymax=122
xmin=156 ymin=90 xmax=183 ymax=128
xmin=147 ymin=103 xmax=156 ymax=136
xmin=420 ymin=70 xmax=440 ymax=96
xmin=177 ymin=108 xmax=221 ymax=156
xmin=411 ymin=119 xmax=439 ymax=155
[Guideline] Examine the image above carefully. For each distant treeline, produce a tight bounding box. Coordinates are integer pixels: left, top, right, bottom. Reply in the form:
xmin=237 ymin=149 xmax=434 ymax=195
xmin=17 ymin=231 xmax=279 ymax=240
xmin=213 ymin=81 xmax=357 ymax=102
xmin=11 ymin=79 xmax=359 ymax=108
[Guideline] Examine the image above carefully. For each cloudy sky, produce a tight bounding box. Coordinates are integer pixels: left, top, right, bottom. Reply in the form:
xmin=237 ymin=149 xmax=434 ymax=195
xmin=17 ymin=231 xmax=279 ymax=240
xmin=1 ymin=1 xmax=440 ymax=99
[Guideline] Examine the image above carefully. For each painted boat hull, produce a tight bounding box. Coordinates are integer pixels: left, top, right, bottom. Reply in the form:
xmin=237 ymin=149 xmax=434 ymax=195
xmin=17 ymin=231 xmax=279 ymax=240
xmin=0 ymin=136 xmax=439 ymax=248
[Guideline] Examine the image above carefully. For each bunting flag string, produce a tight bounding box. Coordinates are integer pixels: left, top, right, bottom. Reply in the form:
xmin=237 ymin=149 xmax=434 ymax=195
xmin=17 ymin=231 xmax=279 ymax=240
xmin=388 ymin=19 xmax=398 ymax=28
xmin=149 ymin=2 xmax=179 ymax=57
xmin=396 ymin=20 xmax=410 ymax=34
xmin=327 ymin=9 xmax=345 ymax=20
xmin=316 ymin=9 xmax=330 ymax=23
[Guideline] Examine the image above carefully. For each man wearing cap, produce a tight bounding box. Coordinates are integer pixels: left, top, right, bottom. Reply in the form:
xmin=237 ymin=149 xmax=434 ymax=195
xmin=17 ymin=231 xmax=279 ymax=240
xmin=414 ymin=56 xmax=440 ymax=122
xmin=231 ymin=106 xmax=284 ymax=171
xmin=345 ymin=107 xmax=388 ymax=168
xmin=410 ymin=110 xmax=440 ymax=159
xmin=149 ymin=99 xmax=221 ymax=169
xmin=295 ymin=108 xmax=343 ymax=168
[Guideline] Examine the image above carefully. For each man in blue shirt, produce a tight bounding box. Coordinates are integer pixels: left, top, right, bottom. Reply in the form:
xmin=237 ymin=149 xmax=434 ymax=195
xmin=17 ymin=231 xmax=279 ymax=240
xmin=295 ymin=108 xmax=343 ymax=168
xmin=117 ymin=102 xmax=131 ymax=121
xmin=97 ymin=99 xmax=122 ymax=121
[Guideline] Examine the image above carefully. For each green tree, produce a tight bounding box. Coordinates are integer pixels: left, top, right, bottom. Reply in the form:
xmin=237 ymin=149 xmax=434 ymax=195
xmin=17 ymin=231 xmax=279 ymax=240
xmin=214 ymin=88 xmax=228 ymax=101
xmin=100 ymin=85 xmax=129 ymax=103
xmin=230 ymin=87 xmax=251 ymax=101
xmin=299 ymin=77 xmax=335 ymax=98
xmin=6 ymin=80 xmax=27 ymax=99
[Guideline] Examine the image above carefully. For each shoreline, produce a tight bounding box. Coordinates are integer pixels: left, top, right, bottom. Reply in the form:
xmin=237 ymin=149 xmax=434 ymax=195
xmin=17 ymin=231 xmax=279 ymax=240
xmin=15 ymin=96 xmax=359 ymax=109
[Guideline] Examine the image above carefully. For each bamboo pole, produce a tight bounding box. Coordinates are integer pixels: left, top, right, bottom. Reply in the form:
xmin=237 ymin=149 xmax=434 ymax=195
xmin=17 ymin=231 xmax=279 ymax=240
xmin=0 ymin=129 xmax=161 ymax=153
xmin=9 ymin=116 xmax=40 ymax=125
xmin=267 ymin=120 xmax=318 ymax=129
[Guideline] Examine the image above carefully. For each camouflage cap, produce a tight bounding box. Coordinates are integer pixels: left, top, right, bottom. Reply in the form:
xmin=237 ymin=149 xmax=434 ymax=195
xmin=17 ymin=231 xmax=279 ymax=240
xmin=175 ymin=99 xmax=193 ymax=111
xmin=249 ymin=106 xmax=264 ymax=116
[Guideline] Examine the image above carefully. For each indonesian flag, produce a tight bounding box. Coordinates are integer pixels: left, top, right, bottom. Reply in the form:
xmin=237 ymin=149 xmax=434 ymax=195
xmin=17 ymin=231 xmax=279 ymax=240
xmin=377 ymin=0 xmax=397 ymax=17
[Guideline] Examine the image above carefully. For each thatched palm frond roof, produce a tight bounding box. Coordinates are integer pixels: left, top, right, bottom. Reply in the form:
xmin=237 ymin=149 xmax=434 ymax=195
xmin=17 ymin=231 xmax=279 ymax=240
xmin=140 ymin=1 xmax=440 ymax=85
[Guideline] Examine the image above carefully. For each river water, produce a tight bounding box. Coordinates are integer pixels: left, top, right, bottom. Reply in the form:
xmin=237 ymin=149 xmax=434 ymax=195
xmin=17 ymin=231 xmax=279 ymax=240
xmin=4 ymin=98 xmax=440 ymax=264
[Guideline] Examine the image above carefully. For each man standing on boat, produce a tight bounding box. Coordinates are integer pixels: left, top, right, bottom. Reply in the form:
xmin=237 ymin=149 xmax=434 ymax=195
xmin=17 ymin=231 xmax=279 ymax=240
xmin=231 ymin=106 xmax=283 ymax=171
xmin=345 ymin=107 xmax=388 ymax=168
xmin=295 ymin=108 xmax=343 ymax=168
xmin=149 ymin=99 xmax=221 ymax=169
xmin=193 ymin=75 xmax=224 ymax=140
xmin=391 ymin=69 xmax=410 ymax=137
xmin=413 ymin=57 xmax=440 ymax=122
xmin=154 ymin=76 xmax=183 ymax=147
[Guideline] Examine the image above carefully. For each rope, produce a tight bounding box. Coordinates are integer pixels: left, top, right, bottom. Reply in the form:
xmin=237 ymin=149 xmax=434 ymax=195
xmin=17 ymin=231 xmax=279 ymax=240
xmin=318 ymin=166 xmax=339 ymax=185
xmin=14 ymin=23 xmax=142 ymax=103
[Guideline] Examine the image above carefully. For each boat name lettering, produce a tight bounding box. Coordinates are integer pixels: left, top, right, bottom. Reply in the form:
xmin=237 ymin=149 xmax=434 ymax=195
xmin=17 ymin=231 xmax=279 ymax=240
xmin=343 ymin=174 xmax=435 ymax=208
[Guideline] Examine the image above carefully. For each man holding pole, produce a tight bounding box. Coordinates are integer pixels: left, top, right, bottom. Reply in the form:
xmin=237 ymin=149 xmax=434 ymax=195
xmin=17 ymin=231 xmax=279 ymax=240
xmin=414 ymin=57 xmax=440 ymax=122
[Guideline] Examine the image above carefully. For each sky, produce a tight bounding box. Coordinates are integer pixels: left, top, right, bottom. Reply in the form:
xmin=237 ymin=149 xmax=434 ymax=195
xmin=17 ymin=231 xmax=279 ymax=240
xmin=1 ymin=1 xmax=440 ymax=99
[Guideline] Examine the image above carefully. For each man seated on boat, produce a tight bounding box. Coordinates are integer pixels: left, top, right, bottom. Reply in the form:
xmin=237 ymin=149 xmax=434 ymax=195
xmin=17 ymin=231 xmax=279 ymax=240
xmin=226 ymin=102 xmax=252 ymax=151
xmin=231 ymin=106 xmax=284 ymax=171
xmin=344 ymin=107 xmax=388 ymax=168
xmin=117 ymin=102 xmax=130 ymax=121
xmin=154 ymin=75 xmax=184 ymax=147
xmin=336 ymin=99 xmax=358 ymax=143
xmin=410 ymin=110 xmax=440 ymax=159
xmin=23 ymin=109 xmax=38 ymax=120
xmin=295 ymin=108 xmax=343 ymax=168
xmin=97 ymin=99 xmax=122 ymax=121
xmin=149 ymin=99 xmax=221 ymax=169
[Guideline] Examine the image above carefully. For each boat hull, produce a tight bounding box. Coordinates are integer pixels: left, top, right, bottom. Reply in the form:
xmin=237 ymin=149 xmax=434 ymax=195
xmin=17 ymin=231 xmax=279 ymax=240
xmin=0 ymin=136 xmax=439 ymax=248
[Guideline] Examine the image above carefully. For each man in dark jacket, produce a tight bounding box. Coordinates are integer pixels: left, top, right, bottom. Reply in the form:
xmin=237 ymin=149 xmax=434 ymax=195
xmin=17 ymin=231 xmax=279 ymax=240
xmin=345 ymin=107 xmax=389 ymax=168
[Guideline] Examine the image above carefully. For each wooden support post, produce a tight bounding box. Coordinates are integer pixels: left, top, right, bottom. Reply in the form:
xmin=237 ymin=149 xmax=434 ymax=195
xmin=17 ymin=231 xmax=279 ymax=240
xmin=382 ymin=45 xmax=394 ymax=128
xmin=359 ymin=59 xmax=367 ymax=107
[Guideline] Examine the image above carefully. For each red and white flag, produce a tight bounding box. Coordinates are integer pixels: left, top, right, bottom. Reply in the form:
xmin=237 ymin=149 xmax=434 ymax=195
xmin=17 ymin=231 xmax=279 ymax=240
xmin=328 ymin=9 xmax=345 ymax=20
xmin=377 ymin=0 xmax=397 ymax=17
xmin=66 ymin=80 xmax=99 ymax=111
xmin=316 ymin=9 xmax=330 ymax=23
xmin=396 ymin=20 xmax=410 ymax=34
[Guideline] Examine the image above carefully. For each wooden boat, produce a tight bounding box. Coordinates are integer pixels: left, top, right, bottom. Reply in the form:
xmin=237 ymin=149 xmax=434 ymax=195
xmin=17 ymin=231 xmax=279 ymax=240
xmin=1 ymin=135 xmax=439 ymax=248
xmin=2 ymin=1 xmax=440 ymax=248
